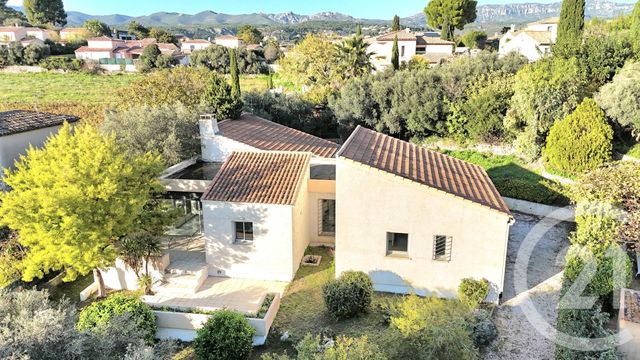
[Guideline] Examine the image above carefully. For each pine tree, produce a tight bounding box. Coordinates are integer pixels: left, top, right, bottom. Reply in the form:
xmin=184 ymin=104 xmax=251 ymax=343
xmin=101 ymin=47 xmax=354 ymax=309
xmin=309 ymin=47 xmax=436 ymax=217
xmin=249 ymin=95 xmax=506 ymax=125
xmin=392 ymin=15 xmax=401 ymax=31
xmin=555 ymin=0 xmax=585 ymax=57
xmin=391 ymin=35 xmax=400 ymax=70
xmin=229 ymin=48 xmax=241 ymax=99
xmin=23 ymin=0 xmax=67 ymax=26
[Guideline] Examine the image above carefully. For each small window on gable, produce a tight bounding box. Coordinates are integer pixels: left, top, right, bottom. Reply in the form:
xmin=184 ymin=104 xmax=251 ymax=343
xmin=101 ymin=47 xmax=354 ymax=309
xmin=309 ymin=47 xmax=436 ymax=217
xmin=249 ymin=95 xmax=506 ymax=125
xmin=387 ymin=232 xmax=408 ymax=255
xmin=235 ymin=222 xmax=254 ymax=243
xmin=433 ymin=235 xmax=452 ymax=261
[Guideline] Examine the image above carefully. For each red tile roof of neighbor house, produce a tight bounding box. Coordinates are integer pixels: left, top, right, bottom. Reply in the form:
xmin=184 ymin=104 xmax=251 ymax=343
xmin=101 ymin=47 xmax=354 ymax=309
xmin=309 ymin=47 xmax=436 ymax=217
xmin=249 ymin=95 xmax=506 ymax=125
xmin=338 ymin=126 xmax=511 ymax=215
xmin=0 ymin=110 xmax=79 ymax=137
xmin=376 ymin=30 xmax=418 ymax=42
xmin=202 ymin=151 xmax=310 ymax=205
xmin=218 ymin=113 xmax=340 ymax=158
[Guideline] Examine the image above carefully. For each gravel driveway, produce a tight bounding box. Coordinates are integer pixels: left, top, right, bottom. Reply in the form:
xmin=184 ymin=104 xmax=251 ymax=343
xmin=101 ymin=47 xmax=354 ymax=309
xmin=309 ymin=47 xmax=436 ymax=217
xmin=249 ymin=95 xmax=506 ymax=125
xmin=486 ymin=211 xmax=574 ymax=360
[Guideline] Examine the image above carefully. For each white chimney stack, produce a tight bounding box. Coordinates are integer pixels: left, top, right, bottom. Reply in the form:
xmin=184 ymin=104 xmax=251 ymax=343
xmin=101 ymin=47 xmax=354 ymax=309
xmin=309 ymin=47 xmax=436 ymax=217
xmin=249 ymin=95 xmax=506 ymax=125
xmin=199 ymin=114 xmax=220 ymax=162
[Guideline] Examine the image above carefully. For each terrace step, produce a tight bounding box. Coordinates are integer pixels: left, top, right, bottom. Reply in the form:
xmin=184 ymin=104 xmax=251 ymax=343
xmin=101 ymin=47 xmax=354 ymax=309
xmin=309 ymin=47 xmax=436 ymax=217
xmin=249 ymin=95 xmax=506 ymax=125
xmin=161 ymin=265 xmax=208 ymax=293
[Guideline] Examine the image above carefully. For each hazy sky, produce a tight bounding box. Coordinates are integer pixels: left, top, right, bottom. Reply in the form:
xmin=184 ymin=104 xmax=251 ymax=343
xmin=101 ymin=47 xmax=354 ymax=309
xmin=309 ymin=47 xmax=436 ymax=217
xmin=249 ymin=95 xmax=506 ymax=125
xmin=7 ymin=0 xmax=636 ymax=18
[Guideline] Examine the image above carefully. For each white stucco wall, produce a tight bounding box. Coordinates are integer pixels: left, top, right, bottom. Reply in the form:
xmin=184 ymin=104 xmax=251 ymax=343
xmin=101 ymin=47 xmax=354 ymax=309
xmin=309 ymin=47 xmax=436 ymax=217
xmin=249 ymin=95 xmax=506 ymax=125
xmin=201 ymin=134 xmax=259 ymax=162
xmin=76 ymin=51 xmax=113 ymax=60
xmin=292 ymin=174 xmax=311 ymax=275
xmin=499 ymin=33 xmax=546 ymax=62
xmin=425 ymin=44 xmax=454 ymax=54
xmin=203 ymin=201 xmax=298 ymax=282
xmin=215 ymin=38 xmax=243 ymax=49
xmin=307 ymin=181 xmax=336 ymax=246
xmin=0 ymin=125 xmax=64 ymax=177
xmin=335 ymin=158 xmax=511 ymax=301
xmin=367 ymin=40 xmax=416 ymax=70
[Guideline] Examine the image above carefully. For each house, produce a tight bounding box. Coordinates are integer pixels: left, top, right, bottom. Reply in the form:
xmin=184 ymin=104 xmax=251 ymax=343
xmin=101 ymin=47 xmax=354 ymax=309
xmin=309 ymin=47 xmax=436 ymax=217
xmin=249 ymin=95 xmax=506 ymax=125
xmin=0 ymin=26 xmax=27 ymax=45
xmin=367 ymin=29 xmax=455 ymax=70
xmin=75 ymin=37 xmax=182 ymax=61
xmin=499 ymin=17 xmax=559 ymax=61
xmin=334 ymin=126 xmax=513 ymax=300
xmin=25 ymin=27 xmax=53 ymax=41
xmin=180 ymin=39 xmax=212 ymax=54
xmin=215 ymin=35 xmax=244 ymax=49
xmin=0 ymin=110 xmax=79 ymax=185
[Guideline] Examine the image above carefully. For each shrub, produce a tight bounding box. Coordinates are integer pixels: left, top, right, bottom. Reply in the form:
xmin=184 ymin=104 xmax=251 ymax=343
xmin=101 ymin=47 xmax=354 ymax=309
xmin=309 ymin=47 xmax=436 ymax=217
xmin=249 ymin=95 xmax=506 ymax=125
xmin=193 ymin=310 xmax=255 ymax=360
xmin=40 ymin=56 xmax=83 ymax=71
xmin=595 ymin=62 xmax=640 ymax=137
xmin=77 ymin=294 xmax=157 ymax=344
xmin=458 ymin=278 xmax=490 ymax=307
xmin=467 ymin=309 xmax=498 ymax=349
xmin=563 ymin=244 xmax=631 ymax=298
xmin=262 ymin=334 xmax=387 ymax=360
xmin=322 ymin=271 xmax=373 ymax=319
xmin=543 ymin=98 xmax=613 ymax=177
xmin=201 ymin=72 xmax=243 ymax=120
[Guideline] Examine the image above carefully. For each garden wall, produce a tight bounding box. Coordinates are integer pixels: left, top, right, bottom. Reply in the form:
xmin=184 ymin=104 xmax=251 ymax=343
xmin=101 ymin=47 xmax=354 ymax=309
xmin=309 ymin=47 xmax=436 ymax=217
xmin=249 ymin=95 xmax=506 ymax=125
xmin=153 ymin=293 xmax=281 ymax=346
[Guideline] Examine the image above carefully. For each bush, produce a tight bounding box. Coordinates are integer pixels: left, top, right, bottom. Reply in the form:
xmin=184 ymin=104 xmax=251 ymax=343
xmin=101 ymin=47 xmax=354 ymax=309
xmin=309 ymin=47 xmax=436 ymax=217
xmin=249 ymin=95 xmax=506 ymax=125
xmin=322 ymin=271 xmax=373 ymax=319
xmin=77 ymin=294 xmax=157 ymax=344
xmin=202 ymin=72 xmax=243 ymax=120
xmin=542 ymin=98 xmax=613 ymax=177
xmin=40 ymin=56 xmax=83 ymax=71
xmin=467 ymin=309 xmax=498 ymax=349
xmin=458 ymin=278 xmax=490 ymax=307
xmin=193 ymin=310 xmax=255 ymax=360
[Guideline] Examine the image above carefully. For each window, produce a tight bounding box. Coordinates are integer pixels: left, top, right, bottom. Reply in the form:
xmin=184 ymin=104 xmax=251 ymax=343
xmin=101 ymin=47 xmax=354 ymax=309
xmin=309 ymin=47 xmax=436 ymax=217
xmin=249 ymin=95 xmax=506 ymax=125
xmin=387 ymin=232 xmax=408 ymax=255
xmin=433 ymin=235 xmax=452 ymax=261
xmin=235 ymin=222 xmax=254 ymax=243
xmin=401 ymin=45 xmax=406 ymax=57
xmin=319 ymin=200 xmax=336 ymax=235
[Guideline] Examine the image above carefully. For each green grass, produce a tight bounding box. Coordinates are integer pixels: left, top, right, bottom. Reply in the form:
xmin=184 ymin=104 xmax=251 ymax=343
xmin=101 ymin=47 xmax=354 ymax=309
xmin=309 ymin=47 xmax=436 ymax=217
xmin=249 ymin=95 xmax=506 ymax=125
xmin=0 ymin=73 xmax=144 ymax=104
xmin=251 ymin=247 xmax=404 ymax=359
xmin=48 ymin=273 xmax=94 ymax=305
xmin=441 ymin=150 xmax=570 ymax=206
xmin=623 ymin=143 xmax=640 ymax=159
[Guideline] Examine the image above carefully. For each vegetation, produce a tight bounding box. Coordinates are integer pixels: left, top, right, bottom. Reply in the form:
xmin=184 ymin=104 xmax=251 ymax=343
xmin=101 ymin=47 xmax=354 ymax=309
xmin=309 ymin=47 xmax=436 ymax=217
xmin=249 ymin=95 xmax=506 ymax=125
xmin=391 ymin=35 xmax=399 ymax=70
xmin=84 ymin=19 xmax=111 ymax=37
xmin=542 ymin=98 xmax=613 ymax=177
xmin=0 ymin=124 xmax=167 ymax=295
xmin=194 ymin=310 xmax=256 ymax=360
xmin=23 ymin=0 xmax=66 ymax=26
xmin=388 ymin=295 xmax=479 ymax=360
xmin=262 ymin=334 xmax=387 ymax=360
xmin=102 ymin=103 xmax=201 ymax=165
xmin=202 ymin=72 xmax=244 ymax=120
xmin=392 ymin=15 xmax=401 ymax=31
xmin=0 ymin=0 xmax=25 ymax=23
xmin=230 ymin=48 xmax=242 ymax=99
xmin=333 ymin=25 xmax=374 ymax=81
xmin=457 ymin=278 xmax=489 ymax=307
xmin=0 ymin=289 xmax=175 ymax=359
xmin=77 ymin=294 xmax=157 ymax=344
xmin=460 ymin=30 xmax=487 ymax=49
xmin=596 ymin=61 xmax=640 ymax=139
xmin=322 ymin=271 xmax=373 ymax=319
xmin=424 ymin=0 xmax=478 ymax=41
xmin=555 ymin=0 xmax=586 ymax=58
xmin=191 ymin=44 xmax=266 ymax=74
xmin=0 ymin=41 xmax=49 ymax=67
xmin=237 ymin=25 xmax=263 ymax=44
xmin=555 ymin=303 xmax=620 ymax=359
xmin=632 ymin=1 xmax=640 ymax=54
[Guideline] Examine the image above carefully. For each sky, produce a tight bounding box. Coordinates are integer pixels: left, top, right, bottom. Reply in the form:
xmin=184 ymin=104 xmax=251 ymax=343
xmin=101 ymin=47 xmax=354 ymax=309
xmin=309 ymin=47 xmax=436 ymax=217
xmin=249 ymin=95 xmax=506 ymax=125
xmin=9 ymin=0 xmax=634 ymax=18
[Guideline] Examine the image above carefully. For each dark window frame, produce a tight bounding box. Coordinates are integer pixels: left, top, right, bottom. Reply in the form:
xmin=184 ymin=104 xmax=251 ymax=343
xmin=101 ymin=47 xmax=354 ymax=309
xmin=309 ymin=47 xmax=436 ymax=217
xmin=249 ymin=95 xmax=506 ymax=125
xmin=386 ymin=232 xmax=409 ymax=255
xmin=319 ymin=199 xmax=336 ymax=236
xmin=234 ymin=221 xmax=254 ymax=243
xmin=433 ymin=235 xmax=452 ymax=261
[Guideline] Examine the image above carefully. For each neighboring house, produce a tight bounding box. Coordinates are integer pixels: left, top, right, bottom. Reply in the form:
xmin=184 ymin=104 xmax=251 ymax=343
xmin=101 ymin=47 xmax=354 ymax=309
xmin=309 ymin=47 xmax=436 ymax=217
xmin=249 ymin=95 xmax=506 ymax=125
xmin=0 ymin=110 xmax=79 ymax=185
xmin=499 ymin=17 xmax=559 ymax=61
xmin=0 ymin=26 xmax=27 ymax=45
xmin=59 ymin=27 xmax=92 ymax=42
xmin=180 ymin=39 xmax=212 ymax=54
xmin=75 ymin=37 xmax=182 ymax=61
xmin=215 ymin=35 xmax=244 ymax=49
xmin=367 ymin=29 xmax=455 ymax=70
xmin=334 ymin=126 xmax=513 ymax=301
xmin=25 ymin=27 xmax=53 ymax=41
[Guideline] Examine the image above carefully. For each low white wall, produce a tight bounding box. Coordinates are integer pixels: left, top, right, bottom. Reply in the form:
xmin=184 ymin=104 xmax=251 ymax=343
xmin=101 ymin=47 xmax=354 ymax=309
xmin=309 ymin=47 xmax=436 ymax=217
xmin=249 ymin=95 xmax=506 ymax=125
xmin=154 ymin=294 xmax=281 ymax=345
xmin=99 ymin=64 xmax=138 ymax=73
xmin=503 ymin=197 xmax=575 ymax=222
xmin=100 ymin=253 xmax=170 ymax=291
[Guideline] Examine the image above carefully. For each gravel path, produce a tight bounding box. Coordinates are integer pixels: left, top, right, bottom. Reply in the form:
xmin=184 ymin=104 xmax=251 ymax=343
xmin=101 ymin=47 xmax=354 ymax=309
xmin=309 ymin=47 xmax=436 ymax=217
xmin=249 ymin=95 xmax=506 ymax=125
xmin=485 ymin=212 xmax=574 ymax=360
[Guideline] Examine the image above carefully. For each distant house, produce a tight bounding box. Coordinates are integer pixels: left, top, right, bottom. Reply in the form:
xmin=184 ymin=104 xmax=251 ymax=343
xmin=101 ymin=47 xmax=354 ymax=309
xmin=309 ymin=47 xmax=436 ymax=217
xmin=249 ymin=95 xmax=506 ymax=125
xmin=215 ymin=35 xmax=244 ymax=49
xmin=334 ymin=126 xmax=513 ymax=300
xmin=75 ymin=37 xmax=182 ymax=62
xmin=0 ymin=110 xmax=79 ymax=185
xmin=366 ymin=29 xmax=455 ymax=70
xmin=180 ymin=39 xmax=212 ymax=55
xmin=0 ymin=26 xmax=27 ymax=45
xmin=499 ymin=17 xmax=559 ymax=61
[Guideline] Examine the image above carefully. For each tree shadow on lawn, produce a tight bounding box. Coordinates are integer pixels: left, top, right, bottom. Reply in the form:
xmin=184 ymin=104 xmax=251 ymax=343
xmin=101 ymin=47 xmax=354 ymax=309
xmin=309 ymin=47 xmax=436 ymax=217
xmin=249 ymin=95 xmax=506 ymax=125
xmin=487 ymin=163 xmax=570 ymax=206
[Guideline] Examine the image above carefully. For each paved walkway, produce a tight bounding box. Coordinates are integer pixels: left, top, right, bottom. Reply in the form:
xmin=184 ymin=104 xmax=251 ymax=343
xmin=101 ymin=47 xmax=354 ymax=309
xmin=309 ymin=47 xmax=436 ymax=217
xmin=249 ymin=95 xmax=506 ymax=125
xmin=144 ymin=277 xmax=288 ymax=315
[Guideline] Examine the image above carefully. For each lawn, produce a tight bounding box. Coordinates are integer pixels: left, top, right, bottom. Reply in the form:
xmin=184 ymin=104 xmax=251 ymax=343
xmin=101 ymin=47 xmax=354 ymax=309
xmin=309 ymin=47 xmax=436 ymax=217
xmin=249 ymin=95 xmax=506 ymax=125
xmin=48 ymin=273 xmax=95 ymax=305
xmin=252 ymin=247 xmax=404 ymax=359
xmin=441 ymin=150 xmax=570 ymax=206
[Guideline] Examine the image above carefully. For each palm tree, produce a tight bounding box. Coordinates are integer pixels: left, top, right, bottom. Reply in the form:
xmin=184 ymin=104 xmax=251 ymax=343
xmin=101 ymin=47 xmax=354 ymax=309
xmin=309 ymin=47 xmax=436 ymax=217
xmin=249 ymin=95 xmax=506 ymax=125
xmin=334 ymin=26 xmax=375 ymax=81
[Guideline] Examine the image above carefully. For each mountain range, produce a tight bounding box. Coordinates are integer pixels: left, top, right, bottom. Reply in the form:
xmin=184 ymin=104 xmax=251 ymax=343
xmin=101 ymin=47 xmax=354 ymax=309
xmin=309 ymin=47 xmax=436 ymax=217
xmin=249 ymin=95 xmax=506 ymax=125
xmin=10 ymin=0 xmax=634 ymax=28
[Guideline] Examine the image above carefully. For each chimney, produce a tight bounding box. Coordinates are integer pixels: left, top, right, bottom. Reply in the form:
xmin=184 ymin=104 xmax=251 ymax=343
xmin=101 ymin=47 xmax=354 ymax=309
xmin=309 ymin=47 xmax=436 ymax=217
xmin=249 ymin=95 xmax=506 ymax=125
xmin=199 ymin=114 xmax=220 ymax=162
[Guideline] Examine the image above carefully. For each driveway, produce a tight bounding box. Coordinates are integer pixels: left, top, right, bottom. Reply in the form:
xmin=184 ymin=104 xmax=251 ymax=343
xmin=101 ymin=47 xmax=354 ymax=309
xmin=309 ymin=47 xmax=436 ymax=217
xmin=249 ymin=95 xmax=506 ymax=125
xmin=486 ymin=211 xmax=574 ymax=360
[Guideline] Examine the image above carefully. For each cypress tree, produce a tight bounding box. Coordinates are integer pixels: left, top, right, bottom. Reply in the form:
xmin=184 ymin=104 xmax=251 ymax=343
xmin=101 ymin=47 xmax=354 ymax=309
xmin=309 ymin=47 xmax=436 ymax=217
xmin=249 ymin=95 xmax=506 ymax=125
xmin=392 ymin=15 xmax=401 ymax=31
xmin=391 ymin=35 xmax=400 ymax=70
xmin=229 ymin=48 xmax=241 ymax=99
xmin=555 ymin=0 xmax=585 ymax=57
xmin=631 ymin=1 xmax=640 ymax=54
xmin=356 ymin=23 xmax=362 ymax=37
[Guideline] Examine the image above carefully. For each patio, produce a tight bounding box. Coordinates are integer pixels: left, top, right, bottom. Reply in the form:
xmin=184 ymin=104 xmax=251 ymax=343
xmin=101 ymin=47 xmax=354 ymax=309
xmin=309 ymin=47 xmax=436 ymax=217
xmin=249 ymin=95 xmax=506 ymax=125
xmin=143 ymin=277 xmax=288 ymax=315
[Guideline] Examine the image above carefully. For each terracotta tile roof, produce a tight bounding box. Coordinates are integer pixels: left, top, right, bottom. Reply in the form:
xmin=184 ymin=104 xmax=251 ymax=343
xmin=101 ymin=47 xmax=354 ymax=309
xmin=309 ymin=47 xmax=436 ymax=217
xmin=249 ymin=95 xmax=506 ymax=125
xmin=0 ymin=27 xmax=24 ymax=33
xmin=216 ymin=35 xmax=239 ymax=40
xmin=337 ymin=126 xmax=511 ymax=215
xmin=75 ymin=46 xmax=114 ymax=53
xmin=0 ymin=110 xmax=79 ymax=137
xmin=522 ymin=30 xmax=553 ymax=45
xmin=202 ymin=151 xmax=310 ymax=205
xmin=218 ymin=113 xmax=339 ymax=158
xmin=182 ymin=39 xmax=211 ymax=44
xmin=376 ymin=30 xmax=417 ymax=42
xmin=416 ymin=35 xmax=455 ymax=46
